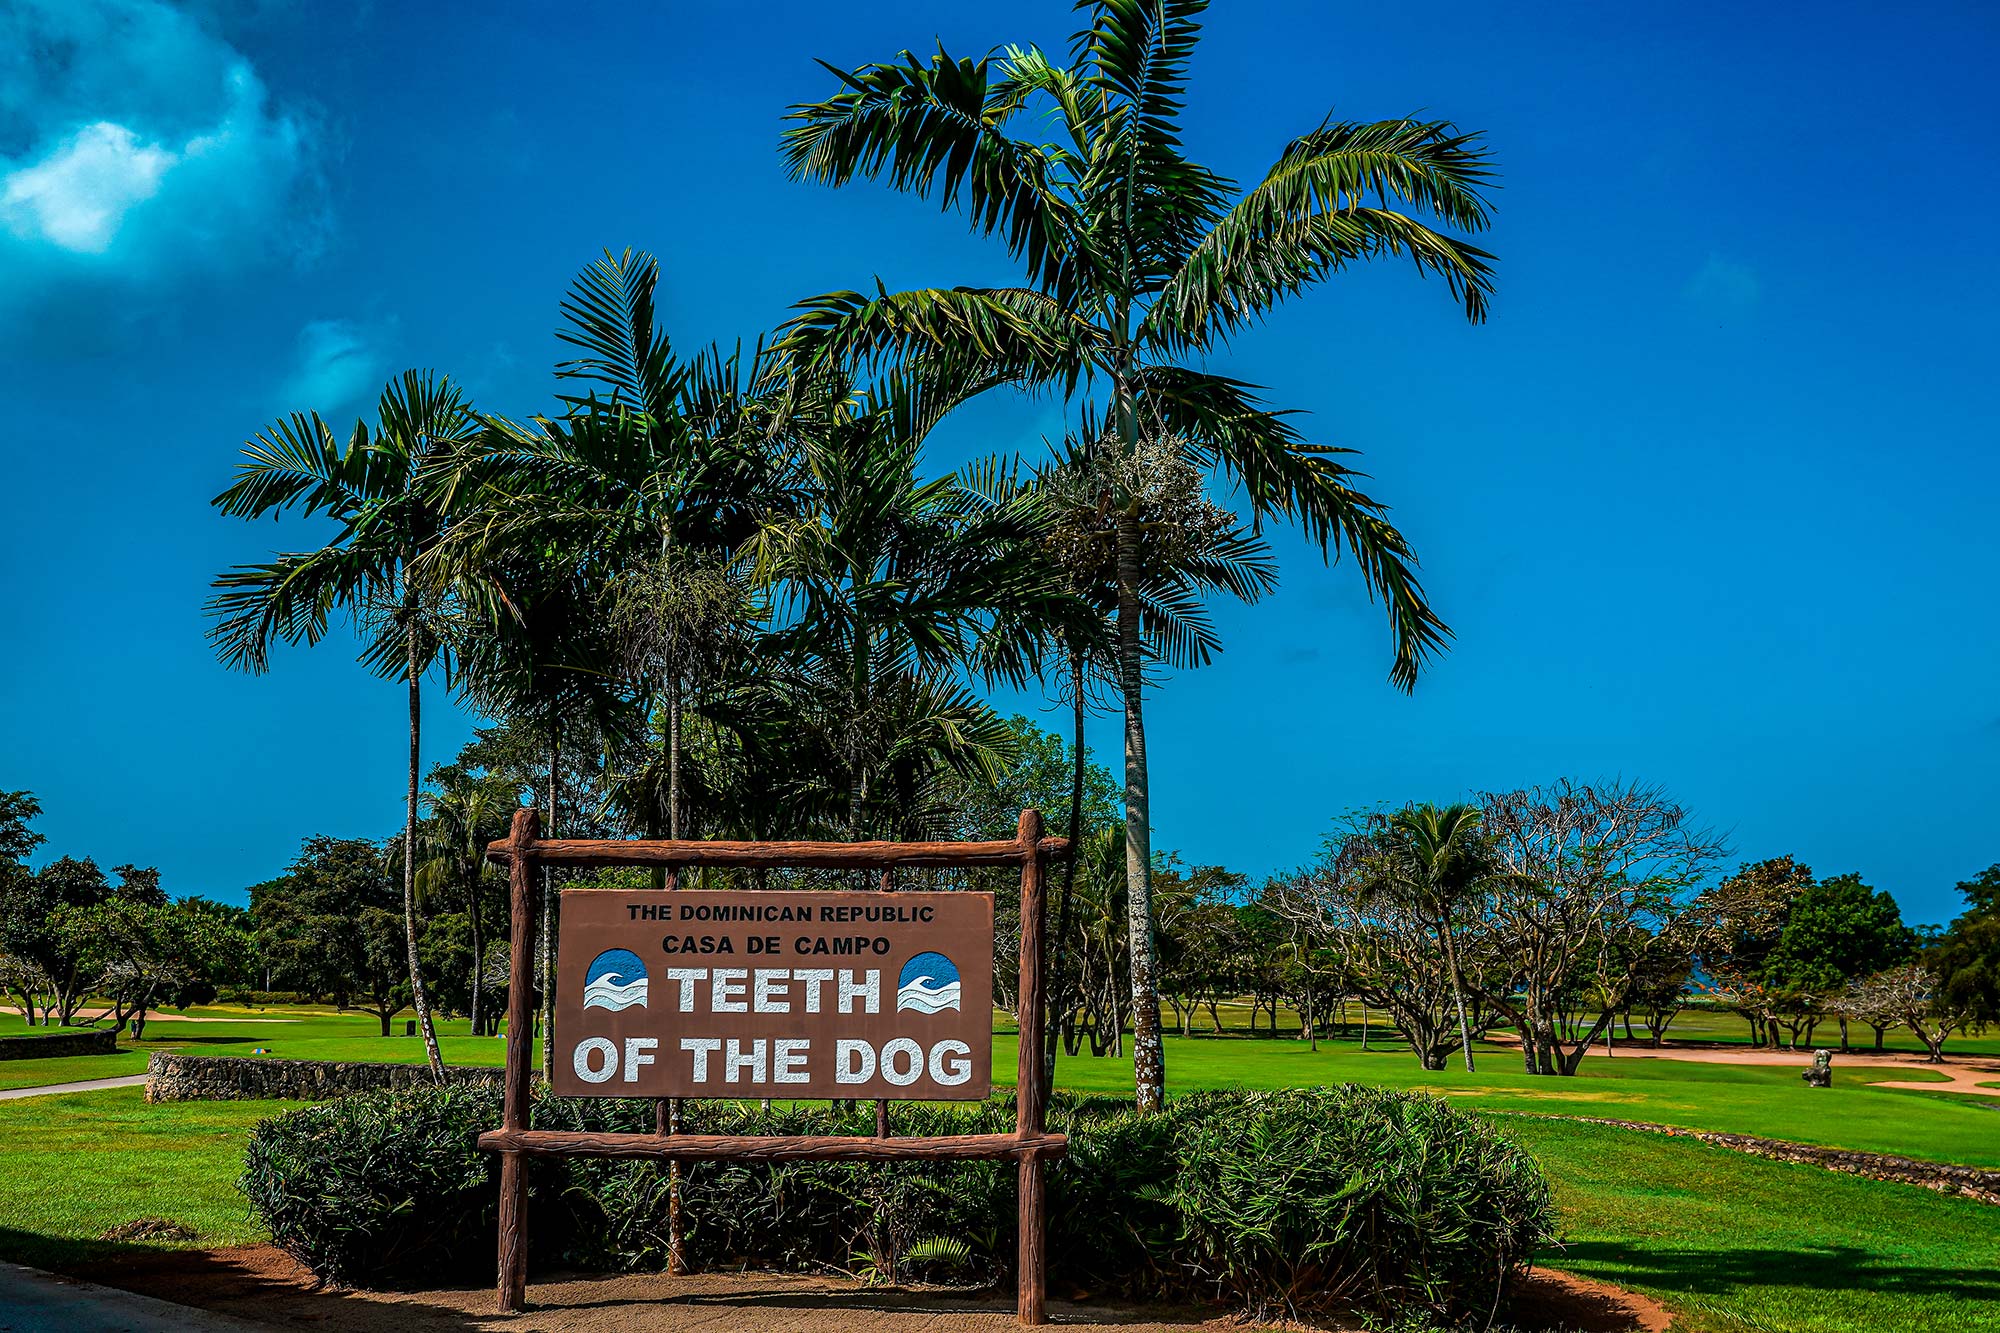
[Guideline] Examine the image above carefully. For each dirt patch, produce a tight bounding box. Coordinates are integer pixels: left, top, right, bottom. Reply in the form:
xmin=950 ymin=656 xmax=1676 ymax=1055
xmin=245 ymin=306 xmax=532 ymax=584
xmin=75 ymin=1246 xmax=1665 ymax=1333
xmin=1512 ymin=1268 xmax=1674 ymax=1333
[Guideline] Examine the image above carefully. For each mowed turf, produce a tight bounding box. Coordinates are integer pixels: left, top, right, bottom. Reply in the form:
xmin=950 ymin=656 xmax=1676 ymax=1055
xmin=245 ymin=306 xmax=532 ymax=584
xmin=1504 ymin=1116 xmax=2000 ymax=1332
xmin=1009 ymin=1033 xmax=2000 ymax=1168
xmin=5 ymin=1003 xmax=1998 ymax=1165
xmin=1 ymin=1086 xmax=1994 ymax=1333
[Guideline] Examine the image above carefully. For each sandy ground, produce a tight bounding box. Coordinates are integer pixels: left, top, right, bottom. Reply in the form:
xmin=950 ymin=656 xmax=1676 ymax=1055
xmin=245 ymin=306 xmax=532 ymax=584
xmin=1 ymin=1006 xmax=297 ymax=1024
xmin=77 ymin=1246 xmax=1672 ymax=1333
xmin=1488 ymin=1033 xmax=2000 ymax=1096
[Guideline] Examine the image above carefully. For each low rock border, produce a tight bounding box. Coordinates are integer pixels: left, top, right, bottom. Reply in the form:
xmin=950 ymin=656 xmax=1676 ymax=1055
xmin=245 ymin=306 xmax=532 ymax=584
xmin=1544 ymin=1114 xmax=2000 ymax=1205
xmin=0 ymin=1028 xmax=119 ymax=1060
xmin=146 ymin=1052 xmax=512 ymax=1102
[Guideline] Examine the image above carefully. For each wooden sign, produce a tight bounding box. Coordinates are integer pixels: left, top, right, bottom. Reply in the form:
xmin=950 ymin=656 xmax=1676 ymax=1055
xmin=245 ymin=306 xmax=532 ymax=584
xmin=552 ymin=889 xmax=995 ymax=1100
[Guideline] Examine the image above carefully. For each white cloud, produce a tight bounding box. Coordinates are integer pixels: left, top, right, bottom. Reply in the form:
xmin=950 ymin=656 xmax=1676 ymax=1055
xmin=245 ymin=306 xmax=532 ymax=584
xmin=0 ymin=1 xmax=321 ymax=326
xmin=2 ymin=122 xmax=177 ymax=252
xmin=284 ymin=319 xmax=388 ymax=421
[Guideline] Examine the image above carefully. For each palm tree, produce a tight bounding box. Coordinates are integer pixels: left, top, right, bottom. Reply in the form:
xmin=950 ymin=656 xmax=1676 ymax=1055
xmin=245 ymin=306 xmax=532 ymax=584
xmin=781 ymin=1 xmax=1486 ymax=1107
xmin=417 ymin=766 xmax=519 ymax=1036
xmin=1382 ymin=803 xmax=1492 ymax=1072
xmin=209 ymin=371 xmax=480 ymax=1076
xmin=750 ymin=366 xmax=1077 ymax=838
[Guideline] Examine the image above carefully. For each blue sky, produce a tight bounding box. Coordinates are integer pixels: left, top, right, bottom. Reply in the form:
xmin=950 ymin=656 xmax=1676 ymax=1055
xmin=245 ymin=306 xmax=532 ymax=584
xmin=1 ymin=1 xmax=1994 ymax=925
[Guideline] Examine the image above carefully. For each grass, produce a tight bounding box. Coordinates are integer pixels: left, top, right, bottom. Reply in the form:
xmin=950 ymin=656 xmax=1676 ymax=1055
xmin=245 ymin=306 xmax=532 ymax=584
xmin=1504 ymin=1116 xmax=2000 ymax=1332
xmin=0 ymin=1088 xmax=290 ymax=1270
xmin=1 ymin=1087 xmax=1993 ymax=1333
xmin=5 ymin=1003 xmax=1996 ymax=1165
xmin=0 ymin=1051 xmax=150 ymax=1090
xmin=1015 ymin=1032 xmax=2000 ymax=1168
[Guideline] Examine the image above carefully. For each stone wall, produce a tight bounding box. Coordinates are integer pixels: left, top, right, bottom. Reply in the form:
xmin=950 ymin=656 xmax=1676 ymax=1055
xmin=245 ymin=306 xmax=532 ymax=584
xmin=0 ymin=1027 xmax=119 ymax=1060
xmin=146 ymin=1051 xmax=512 ymax=1102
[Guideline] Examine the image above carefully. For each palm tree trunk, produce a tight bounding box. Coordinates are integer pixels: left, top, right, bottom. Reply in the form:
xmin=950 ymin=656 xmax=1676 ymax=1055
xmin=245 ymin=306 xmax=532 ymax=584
xmin=404 ymin=619 xmax=445 ymax=1077
xmin=1438 ymin=907 xmax=1475 ymax=1072
xmin=1043 ymin=650 xmax=1087 ymax=1101
xmin=1115 ymin=513 xmax=1164 ymax=1114
xmin=540 ymin=723 xmax=561 ymax=1082
xmin=468 ymin=862 xmax=484 ymax=1037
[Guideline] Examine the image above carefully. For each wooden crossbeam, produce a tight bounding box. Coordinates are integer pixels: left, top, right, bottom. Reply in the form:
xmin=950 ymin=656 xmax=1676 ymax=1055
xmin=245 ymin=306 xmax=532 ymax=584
xmin=484 ymin=835 xmax=1072 ymax=869
xmin=478 ymin=1129 xmax=1068 ymax=1162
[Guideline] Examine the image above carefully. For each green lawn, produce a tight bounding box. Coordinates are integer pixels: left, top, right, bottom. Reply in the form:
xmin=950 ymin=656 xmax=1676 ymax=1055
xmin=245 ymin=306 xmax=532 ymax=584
xmin=1505 ymin=1116 xmax=2000 ymax=1332
xmin=5 ymin=1003 xmax=1996 ymax=1166
xmin=0 ymin=1051 xmax=151 ymax=1090
xmin=1015 ymin=1033 xmax=2000 ymax=1168
xmin=1 ymin=1087 xmax=1993 ymax=1333
xmin=0 ymin=1088 xmax=291 ymax=1269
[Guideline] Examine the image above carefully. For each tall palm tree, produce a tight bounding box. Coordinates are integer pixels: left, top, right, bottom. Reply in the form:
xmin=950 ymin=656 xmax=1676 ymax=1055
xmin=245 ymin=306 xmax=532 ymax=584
xmin=1031 ymin=432 xmax=1276 ymax=1092
xmin=781 ymin=0 xmax=1486 ymax=1107
xmin=417 ymin=767 xmax=519 ymax=1036
xmin=209 ymin=371 xmax=480 ymax=1076
xmin=446 ymin=250 xmax=790 ymax=845
xmin=750 ymin=366 xmax=1076 ymax=838
xmin=1382 ymin=802 xmax=1491 ymax=1072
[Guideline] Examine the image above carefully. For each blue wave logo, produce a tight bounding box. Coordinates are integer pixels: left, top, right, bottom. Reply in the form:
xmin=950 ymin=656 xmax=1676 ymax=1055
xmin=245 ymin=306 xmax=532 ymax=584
xmin=583 ymin=948 xmax=648 ymax=1012
xmin=897 ymin=951 xmax=961 ymax=1014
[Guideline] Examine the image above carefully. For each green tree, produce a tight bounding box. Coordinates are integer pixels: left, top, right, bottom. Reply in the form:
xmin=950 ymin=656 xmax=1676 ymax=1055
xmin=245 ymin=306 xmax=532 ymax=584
xmin=1381 ymin=803 xmax=1491 ymax=1071
xmin=1766 ymin=872 xmax=1915 ymax=1049
xmin=210 ymin=371 xmax=484 ymax=1075
xmin=782 ymin=2 xmax=1479 ymax=1107
xmin=417 ymin=766 xmax=522 ymax=1035
xmin=250 ymin=836 xmax=410 ymax=1034
xmin=1930 ymin=864 xmax=2000 ymax=1030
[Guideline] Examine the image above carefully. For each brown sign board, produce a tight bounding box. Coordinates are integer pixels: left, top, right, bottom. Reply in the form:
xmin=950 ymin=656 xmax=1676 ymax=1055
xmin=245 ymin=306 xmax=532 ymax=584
xmin=552 ymin=889 xmax=995 ymax=1100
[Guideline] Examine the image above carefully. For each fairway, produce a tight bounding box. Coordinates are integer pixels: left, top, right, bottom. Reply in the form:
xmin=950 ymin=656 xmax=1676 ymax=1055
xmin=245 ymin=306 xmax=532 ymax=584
xmin=6 ymin=1003 xmax=1999 ymax=1166
xmin=4 ymin=1079 xmax=1996 ymax=1333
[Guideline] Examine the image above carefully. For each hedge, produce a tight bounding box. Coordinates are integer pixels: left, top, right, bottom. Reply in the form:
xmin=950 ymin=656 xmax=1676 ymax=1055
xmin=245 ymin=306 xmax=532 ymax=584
xmin=241 ymin=1085 xmax=1554 ymax=1327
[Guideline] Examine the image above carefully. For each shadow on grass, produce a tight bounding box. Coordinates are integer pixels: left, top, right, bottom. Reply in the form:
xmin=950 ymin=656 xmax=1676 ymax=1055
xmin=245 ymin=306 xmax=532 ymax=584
xmin=1557 ymin=1240 xmax=2000 ymax=1304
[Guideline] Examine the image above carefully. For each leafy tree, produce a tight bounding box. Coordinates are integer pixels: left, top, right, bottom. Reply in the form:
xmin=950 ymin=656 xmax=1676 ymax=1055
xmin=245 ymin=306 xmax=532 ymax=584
xmin=1379 ymin=803 xmax=1490 ymax=1070
xmin=56 ymin=895 xmax=251 ymax=1039
xmin=782 ymin=1 xmax=1480 ymax=1107
xmin=1480 ymin=781 xmax=1725 ymax=1075
xmin=1930 ymin=864 xmax=2000 ymax=1030
xmin=417 ymin=765 xmax=522 ymax=1035
xmin=210 ymin=372 xmax=485 ymax=1075
xmin=0 ymin=791 xmax=50 ymax=1023
xmin=1765 ymin=872 xmax=1915 ymax=1049
xmin=250 ymin=837 xmax=412 ymax=1035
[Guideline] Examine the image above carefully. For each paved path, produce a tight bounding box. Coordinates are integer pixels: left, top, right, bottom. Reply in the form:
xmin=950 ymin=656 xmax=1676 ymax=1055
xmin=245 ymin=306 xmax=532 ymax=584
xmin=0 ymin=1261 xmax=266 ymax=1331
xmin=0 ymin=1074 xmax=150 ymax=1101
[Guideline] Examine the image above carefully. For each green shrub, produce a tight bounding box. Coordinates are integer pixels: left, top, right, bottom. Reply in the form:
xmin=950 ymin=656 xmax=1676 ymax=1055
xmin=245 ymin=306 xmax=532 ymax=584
xmin=240 ymin=1083 xmax=1553 ymax=1327
xmin=239 ymin=1084 xmax=501 ymax=1285
xmin=1172 ymin=1087 xmax=1556 ymax=1323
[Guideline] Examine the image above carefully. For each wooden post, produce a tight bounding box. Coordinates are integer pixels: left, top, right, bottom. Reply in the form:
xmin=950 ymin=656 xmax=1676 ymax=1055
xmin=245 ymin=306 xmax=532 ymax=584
xmin=660 ymin=864 xmax=688 ymax=1276
xmin=1014 ymin=808 xmax=1047 ymax=1326
xmin=496 ymin=807 xmax=540 ymax=1313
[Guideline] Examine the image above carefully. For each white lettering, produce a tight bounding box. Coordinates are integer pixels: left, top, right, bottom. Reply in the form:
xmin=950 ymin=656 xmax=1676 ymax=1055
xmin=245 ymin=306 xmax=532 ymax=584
xmin=724 ymin=1037 xmax=766 ymax=1083
xmin=835 ymin=1038 xmax=875 ymax=1083
xmin=838 ymin=968 xmax=880 ymax=1014
xmin=680 ymin=1036 xmax=720 ymax=1083
xmin=774 ymin=1038 xmax=810 ymax=1083
xmin=753 ymin=968 xmax=791 ymax=1013
xmin=667 ymin=967 xmax=706 ymax=1012
xmin=795 ymin=967 xmax=833 ymax=1012
xmin=880 ymin=1037 xmax=923 ymax=1086
xmin=928 ymin=1039 xmax=972 ymax=1086
xmin=622 ymin=1037 xmax=658 ymax=1083
xmin=711 ymin=968 xmax=748 ymax=1013
xmin=572 ymin=1037 xmax=617 ymax=1084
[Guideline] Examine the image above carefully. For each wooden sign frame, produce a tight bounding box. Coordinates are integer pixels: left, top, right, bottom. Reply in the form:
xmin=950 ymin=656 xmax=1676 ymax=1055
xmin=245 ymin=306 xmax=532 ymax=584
xmin=478 ymin=807 xmax=1071 ymax=1324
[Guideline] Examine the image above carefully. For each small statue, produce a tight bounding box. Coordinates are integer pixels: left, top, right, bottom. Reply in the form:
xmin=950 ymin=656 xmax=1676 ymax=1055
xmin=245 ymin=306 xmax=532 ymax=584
xmin=1802 ymin=1048 xmax=1833 ymax=1087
